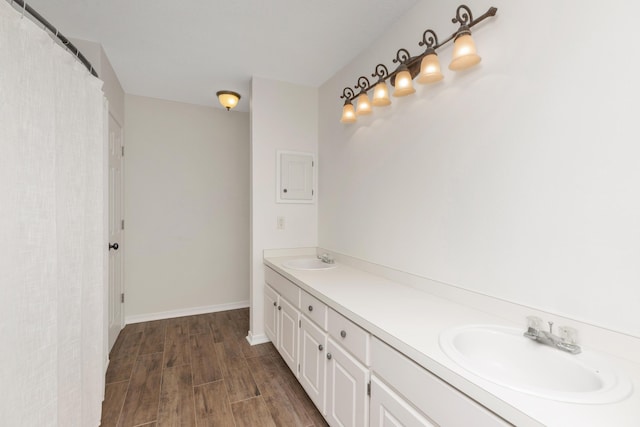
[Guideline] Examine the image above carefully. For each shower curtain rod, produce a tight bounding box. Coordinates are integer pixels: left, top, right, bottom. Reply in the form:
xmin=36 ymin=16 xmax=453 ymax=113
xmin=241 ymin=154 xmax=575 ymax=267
xmin=9 ymin=0 xmax=99 ymax=78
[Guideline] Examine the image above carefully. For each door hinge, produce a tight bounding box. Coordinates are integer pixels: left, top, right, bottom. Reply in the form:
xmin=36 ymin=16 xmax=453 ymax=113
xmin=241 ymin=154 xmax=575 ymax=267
xmin=121 ymin=146 xmax=124 ymax=156
xmin=299 ymin=319 xmax=301 ymax=328
xmin=121 ymin=219 xmax=125 ymax=230
xmin=120 ymin=293 xmax=125 ymax=303
xmin=367 ymin=381 xmax=371 ymax=396
xmin=312 ymin=189 xmax=314 ymax=196
xmin=312 ymin=161 xmax=314 ymax=167
xmin=297 ymin=363 xmax=300 ymax=372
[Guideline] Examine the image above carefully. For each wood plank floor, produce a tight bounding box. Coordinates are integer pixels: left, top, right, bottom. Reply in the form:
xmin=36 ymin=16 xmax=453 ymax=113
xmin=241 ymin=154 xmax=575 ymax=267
xmin=101 ymin=308 xmax=329 ymax=427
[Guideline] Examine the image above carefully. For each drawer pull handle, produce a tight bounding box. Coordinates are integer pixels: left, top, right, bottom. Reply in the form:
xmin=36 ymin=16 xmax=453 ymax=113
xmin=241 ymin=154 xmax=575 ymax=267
xmin=308 ymin=305 xmax=313 ymax=312
xmin=278 ymin=306 xmax=282 ymax=311
xmin=273 ymin=302 xmax=277 ymax=307
xmin=318 ymin=344 xmax=324 ymax=351
xmin=340 ymin=330 xmax=347 ymax=338
xmin=326 ymin=353 xmax=332 ymax=360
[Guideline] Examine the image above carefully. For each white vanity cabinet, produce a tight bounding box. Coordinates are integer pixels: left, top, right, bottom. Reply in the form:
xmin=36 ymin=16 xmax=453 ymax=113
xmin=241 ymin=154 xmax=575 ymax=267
xmin=278 ymin=296 xmax=300 ymax=375
xmin=263 ymin=284 xmax=279 ymax=343
xmin=371 ymin=338 xmax=510 ymax=427
xmin=326 ymin=336 xmax=370 ymax=427
xmin=264 ymin=265 xmax=508 ymax=427
xmin=299 ymin=315 xmax=328 ymax=412
xmin=370 ymin=375 xmax=436 ymax=427
xmin=265 ymin=266 xmax=371 ymax=427
xmin=326 ymin=308 xmax=371 ymax=427
xmin=264 ymin=283 xmax=300 ymax=376
xmin=264 ymin=268 xmax=301 ymax=376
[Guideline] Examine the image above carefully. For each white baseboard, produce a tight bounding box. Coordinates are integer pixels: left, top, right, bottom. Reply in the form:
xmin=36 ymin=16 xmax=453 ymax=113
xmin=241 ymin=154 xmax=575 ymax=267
xmin=125 ymin=300 xmax=250 ymax=324
xmin=246 ymin=331 xmax=270 ymax=346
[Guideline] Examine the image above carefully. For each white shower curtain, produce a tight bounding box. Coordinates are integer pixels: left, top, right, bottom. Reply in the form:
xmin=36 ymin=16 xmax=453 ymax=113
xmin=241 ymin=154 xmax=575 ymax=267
xmin=0 ymin=1 xmax=107 ymax=426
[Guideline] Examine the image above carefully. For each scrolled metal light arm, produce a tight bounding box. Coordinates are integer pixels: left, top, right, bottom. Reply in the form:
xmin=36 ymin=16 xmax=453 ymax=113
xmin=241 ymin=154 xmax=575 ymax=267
xmin=338 ymin=4 xmax=497 ymax=105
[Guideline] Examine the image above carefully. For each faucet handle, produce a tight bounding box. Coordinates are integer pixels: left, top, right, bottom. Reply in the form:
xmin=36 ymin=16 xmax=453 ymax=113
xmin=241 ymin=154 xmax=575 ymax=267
xmin=524 ymin=316 xmax=543 ymax=338
xmin=559 ymin=326 xmax=578 ymax=345
xmin=526 ymin=316 xmax=542 ymax=331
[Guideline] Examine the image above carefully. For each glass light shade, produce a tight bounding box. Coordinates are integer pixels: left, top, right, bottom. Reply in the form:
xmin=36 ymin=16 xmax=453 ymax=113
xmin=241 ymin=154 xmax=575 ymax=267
xmin=372 ymin=81 xmax=391 ymax=107
xmin=355 ymin=92 xmax=372 ymax=116
xmin=449 ymin=34 xmax=481 ymax=71
xmin=217 ymin=90 xmax=241 ymax=110
xmin=340 ymin=102 xmax=356 ymax=123
xmin=417 ymin=53 xmax=444 ymax=84
xmin=392 ymin=69 xmax=416 ymax=97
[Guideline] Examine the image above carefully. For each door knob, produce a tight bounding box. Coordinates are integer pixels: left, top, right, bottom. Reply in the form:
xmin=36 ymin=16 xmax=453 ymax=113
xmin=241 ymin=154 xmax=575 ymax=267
xmin=109 ymin=242 xmax=119 ymax=251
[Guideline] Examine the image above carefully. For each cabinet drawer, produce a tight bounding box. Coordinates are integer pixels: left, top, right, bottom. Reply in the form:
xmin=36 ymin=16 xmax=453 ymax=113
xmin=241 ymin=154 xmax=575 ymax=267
xmin=371 ymin=338 xmax=510 ymax=427
xmin=265 ymin=266 xmax=300 ymax=306
xmin=300 ymin=290 xmax=328 ymax=330
xmin=328 ymin=308 xmax=370 ymax=366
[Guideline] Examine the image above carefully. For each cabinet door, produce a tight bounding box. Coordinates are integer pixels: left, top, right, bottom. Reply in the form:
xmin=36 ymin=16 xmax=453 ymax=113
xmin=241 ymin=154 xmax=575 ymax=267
xmin=370 ymin=376 xmax=435 ymax=427
xmin=278 ymin=297 xmax=300 ymax=376
xmin=326 ymin=338 xmax=369 ymax=427
xmin=299 ymin=315 xmax=328 ymax=413
xmin=264 ymin=285 xmax=278 ymax=343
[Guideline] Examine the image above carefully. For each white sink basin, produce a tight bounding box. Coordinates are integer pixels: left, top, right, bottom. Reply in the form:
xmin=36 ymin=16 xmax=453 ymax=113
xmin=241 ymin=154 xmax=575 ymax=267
xmin=439 ymin=325 xmax=633 ymax=404
xmin=282 ymin=258 xmax=337 ymax=271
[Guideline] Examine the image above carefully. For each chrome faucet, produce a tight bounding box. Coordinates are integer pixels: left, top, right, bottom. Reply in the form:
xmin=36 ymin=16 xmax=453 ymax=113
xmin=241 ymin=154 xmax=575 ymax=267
xmin=317 ymin=253 xmax=335 ymax=264
xmin=523 ymin=316 xmax=581 ymax=354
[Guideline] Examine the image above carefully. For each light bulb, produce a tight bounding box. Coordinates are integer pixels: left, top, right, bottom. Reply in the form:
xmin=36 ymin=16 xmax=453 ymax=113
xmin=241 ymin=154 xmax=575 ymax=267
xmin=392 ymin=68 xmax=415 ymax=97
xmin=340 ymin=102 xmax=356 ymax=123
xmin=372 ymin=81 xmax=391 ymax=106
xmin=417 ymin=53 xmax=444 ymax=84
xmin=355 ymin=92 xmax=372 ymax=115
xmin=449 ymin=33 xmax=481 ymax=71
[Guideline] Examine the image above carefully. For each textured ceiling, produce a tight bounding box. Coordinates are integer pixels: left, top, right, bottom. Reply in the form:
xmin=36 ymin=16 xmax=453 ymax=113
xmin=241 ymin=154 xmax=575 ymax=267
xmin=25 ymin=0 xmax=419 ymax=111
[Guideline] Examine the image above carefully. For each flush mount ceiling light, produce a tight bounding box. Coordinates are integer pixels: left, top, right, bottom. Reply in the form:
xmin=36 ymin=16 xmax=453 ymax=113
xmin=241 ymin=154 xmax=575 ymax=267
xmin=216 ymin=90 xmax=241 ymax=111
xmin=338 ymin=4 xmax=497 ymax=124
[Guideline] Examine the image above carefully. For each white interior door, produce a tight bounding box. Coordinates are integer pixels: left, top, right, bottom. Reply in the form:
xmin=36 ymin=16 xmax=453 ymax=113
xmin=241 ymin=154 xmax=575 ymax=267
xmin=108 ymin=114 xmax=124 ymax=351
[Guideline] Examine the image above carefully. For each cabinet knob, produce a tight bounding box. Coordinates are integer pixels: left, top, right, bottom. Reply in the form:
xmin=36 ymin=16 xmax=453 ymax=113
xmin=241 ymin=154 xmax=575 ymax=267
xmin=308 ymin=305 xmax=313 ymax=312
xmin=273 ymin=302 xmax=277 ymax=307
xmin=318 ymin=344 xmax=323 ymax=351
xmin=278 ymin=306 xmax=282 ymax=311
xmin=340 ymin=330 xmax=347 ymax=338
xmin=326 ymin=353 xmax=332 ymax=360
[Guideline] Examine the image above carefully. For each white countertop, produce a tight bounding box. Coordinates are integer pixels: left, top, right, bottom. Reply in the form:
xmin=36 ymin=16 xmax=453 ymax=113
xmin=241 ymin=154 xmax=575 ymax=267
xmin=264 ymin=254 xmax=640 ymax=427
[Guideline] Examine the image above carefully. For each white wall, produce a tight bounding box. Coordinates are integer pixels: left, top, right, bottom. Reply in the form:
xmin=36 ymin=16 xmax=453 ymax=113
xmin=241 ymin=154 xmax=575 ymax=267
xmin=249 ymin=77 xmax=318 ymax=342
xmin=318 ymin=0 xmax=640 ymax=337
xmin=125 ymin=95 xmax=250 ymax=319
xmin=70 ymin=38 xmax=125 ymax=125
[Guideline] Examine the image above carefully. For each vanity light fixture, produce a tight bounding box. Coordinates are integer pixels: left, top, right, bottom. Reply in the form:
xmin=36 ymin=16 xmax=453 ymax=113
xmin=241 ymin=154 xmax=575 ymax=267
xmin=391 ymin=50 xmax=417 ymax=98
xmin=355 ymin=77 xmax=373 ymax=116
xmin=340 ymin=87 xmax=357 ymax=123
xmin=338 ymin=4 xmax=497 ymax=123
xmin=371 ymin=64 xmax=391 ymax=106
xmin=216 ymin=90 xmax=241 ymax=111
xmin=417 ymin=30 xmax=444 ymax=83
